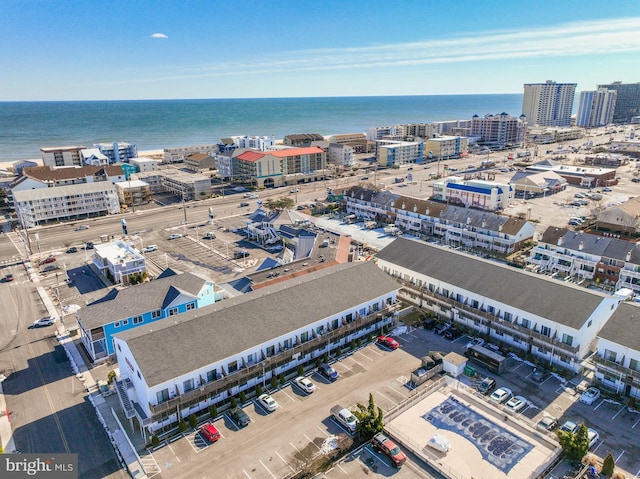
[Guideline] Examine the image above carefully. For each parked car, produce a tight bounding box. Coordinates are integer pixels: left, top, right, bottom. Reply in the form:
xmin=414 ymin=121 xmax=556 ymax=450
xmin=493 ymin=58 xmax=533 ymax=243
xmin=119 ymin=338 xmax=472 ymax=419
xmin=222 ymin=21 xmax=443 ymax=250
xmin=377 ymin=335 xmax=399 ymax=350
xmin=233 ymin=250 xmax=250 ymax=259
xmin=290 ymin=188 xmax=299 ymax=193
xmin=579 ymin=387 xmax=601 ymax=405
xmin=587 ymin=428 xmax=599 ymax=449
xmin=229 ymin=407 xmax=250 ymax=427
xmin=489 ymin=387 xmax=512 ymax=404
xmin=66 ymin=246 xmax=78 ymax=254
xmin=257 ymin=393 xmax=278 ymax=412
xmin=85 ymin=241 xmax=94 ymax=249
xmin=142 ymin=245 xmax=158 ymax=253
xmin=32 ymin=316 xmax=56 ymax=328
xmin=532 ymin=368 xmax=550 ymax=382
xmin=603 ymin=187 xmax=613 ymax=192
xmin=4 ymin=274 xmax=14 ymax=282
xmin=168 ymin=234 xmax=183 ymax=240
xmin=465 ymin=337 xmax=484 ymax=350
xmin=39 ymin=256 xmax=56 ymax=265
xmin=370 ymin=432 xmax=407 ymax=467
xmin=560 ymin=420 xmax=579 ymax=434
xmin=203 ymin=232 xmax=216 ymax=240
xmin=318 ymin=363 xmax=339 ymax=381
xmin=444 ymin=327 xmax=462 ymax=340
xmin=536 ymin=415 xmax=558 ymax=432
xmin=199 ymin=423 xmax=221 ymax=443
xmin=293 ymin=376 xmax=316 ymax=394
xmin=505 ymin=395 xmax=527 ymax=413
xmin=239 ymin=202 xmax=250 ymax=207
xmin=74 ymin=225 xmax=89 ymax=231
xmin=41 ymin=264 xmax=61 ymax=273
xmin=476 ymin=377 xmax=497 ymax=395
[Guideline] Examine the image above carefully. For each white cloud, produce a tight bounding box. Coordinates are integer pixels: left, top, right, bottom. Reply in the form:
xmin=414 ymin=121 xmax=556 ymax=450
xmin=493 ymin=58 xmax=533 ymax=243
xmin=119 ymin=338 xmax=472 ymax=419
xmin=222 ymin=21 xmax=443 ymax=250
xmin=150 ymin=33 xmax=168 ymax=39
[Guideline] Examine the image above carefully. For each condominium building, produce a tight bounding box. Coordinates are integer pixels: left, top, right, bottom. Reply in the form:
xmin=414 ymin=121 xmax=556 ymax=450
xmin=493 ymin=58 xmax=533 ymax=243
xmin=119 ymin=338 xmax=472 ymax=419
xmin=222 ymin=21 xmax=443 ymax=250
xmin=282 ymin=134 xmax=324 ymax=147
xmin=597 ymin=82 xmax=640 ymax=123
xmin=10 ymin=165 xmax=125 ymax=193
xmin=423 ymin=136 xmax=468 ymax=160
xmin=328 ymin=143 xmax=354 ymax=167
xmin=228 ymin=135 xmax=276 ymax=151
xmin=13 ymin=182 xmax=120 ymax=227
xmin=375 ymin=140 xmax=424 ymax=167
xmin=159 ymin=170 xmax=212 ymax=200
xmin=40 ymin=146 xmax=86 ymax=167
xmin=326 ymin=133 xmax=371 ymax=154
xmin=522 ymin=80 xmax=577 ymax=127
xmin=95 ymin=142 xmax=138 ymax=164
xmin=115 ymin=180 xmax=152 ymax=208
xmin=233 ymin=146 xmax=326 ymax=188
xmin=163 ymin=145 xmax=218 ymax=164
xmin=432 ymin=177 xmax=513 ymax=211
xmin=576 ymin=88 xmax=617 ymax=127
xmin=470 ymin=113 xmax=524 ymax=149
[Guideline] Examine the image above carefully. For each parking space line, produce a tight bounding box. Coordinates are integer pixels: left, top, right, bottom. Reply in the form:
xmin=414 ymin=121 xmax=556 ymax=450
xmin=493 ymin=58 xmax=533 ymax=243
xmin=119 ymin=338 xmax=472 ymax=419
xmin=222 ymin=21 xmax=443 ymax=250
xmin=341 ymin=356 xmax=365 ymax=370
xmin=275 ymin=450 xmax=295 ymax=472
xmin=633 ymin=416 xmax=640 ymax=429
xmin=376 ymin=390 xmax=398 ymax=407
xmin=613 ymin=405 xmax=626 ymax=419
xmin=355 ymin=349 xmax=375 ymax=362
xmin=593 ymin=399 xmax=605 ymax=411
xmin=290 ymin=442 xmax=302 ymax=454
xmin=365 ymin=445 xmax=388 ymax=467
xmin=304 ymin=435 xmax=322 ymax=451
xmin=366 ymin=346 xmax=383 ymax=357
xmin=259 ymin=459 xmax=277 ymax=479
xmin=388 ymin=382 xmax=409 ymax=399
xmin=336 ymin=361 xmax=352 ymax=373
xmin=280 ymin=389 xmax=296 ymax=403
xmin=634 ymin=466 xmax=640 ymax=479
xmin=511 ymin=361 xmax=526 ymax=371
xmin=336 ymin=463 xmax=348 ymax=474
xmin=616 ymin=450 xmax=625 ymax=463
xmin=242 ymin=469 xmax=252 ymax=478
xmin=316 ymin=426 xmax=331 ymax=437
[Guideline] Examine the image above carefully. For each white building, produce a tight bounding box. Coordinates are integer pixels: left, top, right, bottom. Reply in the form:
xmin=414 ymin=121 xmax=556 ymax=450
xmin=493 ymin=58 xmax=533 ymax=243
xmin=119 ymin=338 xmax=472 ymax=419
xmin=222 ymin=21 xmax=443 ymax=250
xmin=375 ymin=140 xmax=424 ymax=167
xmin=423 ymin=136 xmax=469 ymax=160
xmin=432 ymin=177 xmax=513 ymax=211
xmin=229 ymin=135 xmax=276 ymax=151
xmin=130 ymin=157 xmax=159 ymax=172
xmin=14 ymin=182 xmax=120 ymax=227
xmin=328 ymin=143 xmax=354 ymax=167
xmin=522 ymin=80 xmax=577 ymax=127
xmin=112 ymin=262 xmax=399 ymax=432
xmin=576 ymin=88 xmax=617 ymax=128
xmin=81 ymin=148 xmax=109 ymax=166
xmin=92 ymin=240 xmax=147 ymax=285
xmin=41 ymin=146 xmax=86 ymax=167
xmin=376 ymin=238 xmax=621 ymax=372
xmin=95 ymin=142 xmax=138 ymax=164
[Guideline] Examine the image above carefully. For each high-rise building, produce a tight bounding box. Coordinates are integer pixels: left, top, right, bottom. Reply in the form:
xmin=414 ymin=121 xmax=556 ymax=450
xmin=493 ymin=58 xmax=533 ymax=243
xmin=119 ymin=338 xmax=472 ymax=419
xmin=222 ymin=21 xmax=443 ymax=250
xmin=470 ymin=113 xmax=524 ymax=149
xmin=596 ymin=82 xmax=640 ymax=123
xmin=522 ymin=80 xmax=577 ymax=127
xmin=576 ymin=88 xmax=617 ymax=127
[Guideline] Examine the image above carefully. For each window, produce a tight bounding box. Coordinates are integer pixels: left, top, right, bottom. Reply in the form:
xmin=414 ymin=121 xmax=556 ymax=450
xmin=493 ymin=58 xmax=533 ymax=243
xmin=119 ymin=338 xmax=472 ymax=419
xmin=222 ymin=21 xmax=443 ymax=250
xmin=521 ymin=318 xmax=531 ymax=329
xmin=133 ymin=315 xmax=143 ymax=324
xmin=604 ymin=349 xmax=617 ymax=362
xmin=227 ymin=361 xmax=238 ymax=373
xmin=282 ymin=339 xmax=292 ymax=350
xmin=183 ymin=378 xmax=194 ymax=392
xmin=206 ymin=369 xmax=217 ymax=382
xmin=137 ymin=370 xmax=141 ymax=380
xmin=471 ymin=300 xmax=479 ymax=309
xmin=117 ymin=344 xmax=121 ymax=352
xmin=122 ymin=319 xmax=129 ymax=326
xmin=345 ymin=313 xmax=353 ymax=323
xmin=316 ymin=326 xmax=325 ymax=335
xmin=114 ymin=321 xmax=121 ymax=328
xmin=266 ymin=345 xmax=275 ymax=357
xmin=156 ymin=388 xmax=169 ymax=403
xmin=561 ymin=333 xmax=573 ymax=346
xmin=186 ymin=302 xmax=195 ymax=311
xmin=504 ymin=312 xmax=512 ymax=322
xmin=169 ymin=307 xmax=178 ymax=316
xmin=152 ymin=310 xmax=161 ymax=319
xmin=331 ymin=319 xmax=339 ymax=330
xmin=540 ymin=325 xmax=551 ymax=337
xmin=629 ymin=358 xmax=640 ymax=372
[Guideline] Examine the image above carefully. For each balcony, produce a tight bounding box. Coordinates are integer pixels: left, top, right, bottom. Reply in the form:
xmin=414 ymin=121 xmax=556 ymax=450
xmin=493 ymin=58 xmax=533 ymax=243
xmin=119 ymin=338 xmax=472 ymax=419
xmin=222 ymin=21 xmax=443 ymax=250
xmin=147 ymin=304 xmax=399 ymax=420
xmin=400 ymin=281 xmax=579 ymax=355
xmin=593 ymin=355 xmax=640 ymax=384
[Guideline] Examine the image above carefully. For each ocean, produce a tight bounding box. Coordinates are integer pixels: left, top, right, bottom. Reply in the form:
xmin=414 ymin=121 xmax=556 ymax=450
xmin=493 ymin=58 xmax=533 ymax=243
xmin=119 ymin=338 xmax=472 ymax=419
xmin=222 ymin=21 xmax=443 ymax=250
xmin=0 ymin=94 xmax=523 ymax=162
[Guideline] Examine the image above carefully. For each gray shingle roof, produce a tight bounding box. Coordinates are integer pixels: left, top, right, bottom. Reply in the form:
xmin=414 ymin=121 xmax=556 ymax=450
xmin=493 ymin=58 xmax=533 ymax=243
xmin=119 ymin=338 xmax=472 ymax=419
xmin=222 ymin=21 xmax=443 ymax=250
xmin=80 ymin=272 xmax=208 ymax=330
xmin=115 ymin=262 xmax=398 ymax=388
xmin=598 ymin=302 xmax=640 ymax=352
xmin=376 ymin=237 xmax=608 ymax=329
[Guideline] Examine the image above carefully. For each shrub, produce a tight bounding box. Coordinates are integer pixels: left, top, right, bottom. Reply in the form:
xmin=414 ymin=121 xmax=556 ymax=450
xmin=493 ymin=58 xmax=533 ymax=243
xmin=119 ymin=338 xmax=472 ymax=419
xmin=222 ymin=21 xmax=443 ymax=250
xmin=107 ymin=370 xmax=116 ymax=385
xmin=322 ymin=353 xmax=329 ymax=363
xmin=335 ymin=346 xmax=342 ymax=357
xmin=278 ymin=373 xmax=285 ymax=386
xmin=350 ymin=339 xmax=356 ymax=350
xmin=150 ymin=435 xmax=160 ymax=447
xmin=239 ymin=391 xmax=246 ymax=404
xmin=297 ymin=365 xmax=304 ymax=376
xmin=255 ymin=384 xmax=263 ymax=396
xmin=270 ymin=376 xmax=278 ymax=389
xmin=208 ymin=405 xmax=218 ymax=419
xmin=230 ymin=396 xmax=238 ymax=408
xmin=178 ymin=421 xmax=187 ymax=433
xmin=188 ymin=414 xmax=197 ymax=429
xmin=602 ymin=453 xmax=615 ymax=476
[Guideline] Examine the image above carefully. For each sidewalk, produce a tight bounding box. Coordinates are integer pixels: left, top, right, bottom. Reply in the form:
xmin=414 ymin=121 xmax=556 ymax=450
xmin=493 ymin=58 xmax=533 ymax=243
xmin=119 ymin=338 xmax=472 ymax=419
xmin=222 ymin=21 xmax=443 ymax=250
xmin=0 ymin=260 xmax=147 ymax=477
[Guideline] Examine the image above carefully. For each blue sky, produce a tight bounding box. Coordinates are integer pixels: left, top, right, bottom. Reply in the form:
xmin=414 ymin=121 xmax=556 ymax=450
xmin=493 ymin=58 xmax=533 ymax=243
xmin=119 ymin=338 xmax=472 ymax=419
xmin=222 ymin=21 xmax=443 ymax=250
xmin=2 ymin=0 xmax=640 ymax=101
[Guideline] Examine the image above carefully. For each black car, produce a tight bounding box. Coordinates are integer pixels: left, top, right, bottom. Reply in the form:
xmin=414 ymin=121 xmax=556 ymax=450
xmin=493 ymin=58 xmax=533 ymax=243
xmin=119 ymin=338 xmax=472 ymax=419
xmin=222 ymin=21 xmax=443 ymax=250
xmin=85 ymin=241 xmax=94 ymax=249
xmin=318 ymin=363 xmax=339 ymax=381
xmin=229 ymin=407 xmax=250 ymax=427
xmin=444 ymin=327 xmax=462 ymax=340
xmin=532 ymin=368 xmax=550 ymax=382
xmin=66 ymin=246 xmax=78 ymax=254
xmin=476 ymin=377 xmax=497 ymax=395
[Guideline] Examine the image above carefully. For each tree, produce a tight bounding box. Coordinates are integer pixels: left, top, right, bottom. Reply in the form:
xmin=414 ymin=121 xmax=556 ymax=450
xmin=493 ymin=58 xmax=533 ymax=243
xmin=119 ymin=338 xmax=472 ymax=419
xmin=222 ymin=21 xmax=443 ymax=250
xmin=353 ymin=393 xmax=384 ymax=440
xmin=264 ymin=197 xmax=295 ymax=212
xmin=602 ymin=453 xmax=615 ymax=477
xmin=556 ymin=423 xmax=589 ymax=460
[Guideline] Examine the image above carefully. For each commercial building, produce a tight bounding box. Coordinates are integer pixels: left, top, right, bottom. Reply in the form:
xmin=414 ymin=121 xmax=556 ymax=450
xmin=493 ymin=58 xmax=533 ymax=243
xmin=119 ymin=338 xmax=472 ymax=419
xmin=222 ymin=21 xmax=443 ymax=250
xmin=375 ymin=140 xmax=424 ymax=167
xmin=522 ymin=80 xmax=577 ymax=127
xmin=77 ymin=269 xmax=218 ymax=361
xmin=92 ymin=240 xmax=147 ymax=285
xmin=470 ymin=113 xmax=524 ymax=149
xmin=129 ymin=157 xmax=159 ymax=173
xmin=283 ymin=133 xmax=324 ymax=147
xmin=509 ymin=170 xmax=568 ymax=197
xmin=115 ymin=180 xmax=152 ymax=208
xmin=9 ymin=165 xmax=125 ymax=193
xmin=112 ymin=262 xmax=399 ymax=432
xmin=160 ymin=170 xmax=212 ymax=200
xmin=376 ymin=237 xmax=621 ymax=373
xmin=526 ymin=126 xmax=585 ymax=144
xmin=432 ymin=177 xmax=512 ymax=211
xmin=328 ymin=143 xmax=354 ymax=167
xmin=326 ymin=133 xmax=372 ymax=154
xmin=40 ymin=146 xmax=86 ymax=167
xmin=525 ymin=159 xmax=616 ymax=188
xmin=233 ymin=146 xmax=326 ymax=188
xmin=163 ymin=145 xmax=218 ymax=164
xmin=13 ymin=182 xmax=120 ymax=227
xmin=597 ymin=81 xmax=640 ymax=123
xmin=576 ymin=88 xmax=617 ymax=128
xmin=183 ymin=153 xmax=216 ymax=173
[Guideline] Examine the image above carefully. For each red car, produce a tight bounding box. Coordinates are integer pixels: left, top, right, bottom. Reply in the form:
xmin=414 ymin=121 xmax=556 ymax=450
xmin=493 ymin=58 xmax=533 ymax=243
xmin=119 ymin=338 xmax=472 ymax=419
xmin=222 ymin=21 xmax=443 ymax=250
xmin=199 ymin=423 xmax=221 ymax=443
xmin=39 ymin=256 xmax=56 ymax=265
xmin=371 ymin=432 xmax=407 ymax=467
xmin=377 ymin=335 xmax=399 ymax=350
